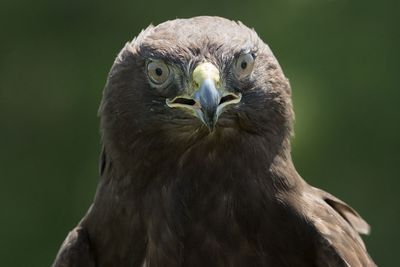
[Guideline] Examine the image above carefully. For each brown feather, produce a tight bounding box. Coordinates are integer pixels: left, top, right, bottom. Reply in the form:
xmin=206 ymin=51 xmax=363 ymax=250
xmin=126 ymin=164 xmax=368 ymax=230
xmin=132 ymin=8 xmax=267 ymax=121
xmin=52 ymin=16 xmax=376 ymax=267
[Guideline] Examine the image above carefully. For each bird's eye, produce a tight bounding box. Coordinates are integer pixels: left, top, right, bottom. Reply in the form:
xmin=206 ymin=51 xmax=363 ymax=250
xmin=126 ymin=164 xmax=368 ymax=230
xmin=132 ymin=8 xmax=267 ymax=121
xmin=147 ymin=60 xmax=171 ymax=86
xmin=234 ymin=53 xmax=255 ymax=79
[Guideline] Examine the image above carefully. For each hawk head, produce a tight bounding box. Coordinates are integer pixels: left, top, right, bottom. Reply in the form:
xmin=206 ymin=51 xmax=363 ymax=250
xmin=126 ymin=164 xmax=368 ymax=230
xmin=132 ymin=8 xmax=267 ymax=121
xmin=99 ymin=16 xmax=294 ymax=163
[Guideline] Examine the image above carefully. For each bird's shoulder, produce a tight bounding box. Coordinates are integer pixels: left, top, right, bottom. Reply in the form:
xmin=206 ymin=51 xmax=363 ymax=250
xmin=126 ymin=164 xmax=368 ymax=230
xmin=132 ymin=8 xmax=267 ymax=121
xmin=298 ymin=185 xmax=376 ymax=267
xmin=52 ymin=226 xmax=96 ymax=267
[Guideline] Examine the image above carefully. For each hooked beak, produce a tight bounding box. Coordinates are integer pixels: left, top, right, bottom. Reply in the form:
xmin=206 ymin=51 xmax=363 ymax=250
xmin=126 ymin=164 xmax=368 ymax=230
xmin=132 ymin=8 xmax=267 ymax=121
xmin=166 ymin=62 xmax=241 ymax=131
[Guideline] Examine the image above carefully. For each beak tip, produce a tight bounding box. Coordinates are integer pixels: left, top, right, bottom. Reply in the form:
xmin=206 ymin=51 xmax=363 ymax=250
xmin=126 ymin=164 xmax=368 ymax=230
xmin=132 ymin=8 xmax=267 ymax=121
xmin=206 ymin=122 xmax=216 ymax=133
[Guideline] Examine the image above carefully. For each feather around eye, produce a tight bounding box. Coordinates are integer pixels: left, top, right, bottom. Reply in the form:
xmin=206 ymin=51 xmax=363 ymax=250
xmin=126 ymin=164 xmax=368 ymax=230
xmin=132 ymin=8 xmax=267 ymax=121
xmin=234 ymin=53 xmax=255 ymax=79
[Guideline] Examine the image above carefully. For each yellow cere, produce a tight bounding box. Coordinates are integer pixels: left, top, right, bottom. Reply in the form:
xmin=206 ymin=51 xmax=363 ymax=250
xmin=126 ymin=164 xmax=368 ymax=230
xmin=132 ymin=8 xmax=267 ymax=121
xmin=192 ymin=62 xmax=220 ymax=87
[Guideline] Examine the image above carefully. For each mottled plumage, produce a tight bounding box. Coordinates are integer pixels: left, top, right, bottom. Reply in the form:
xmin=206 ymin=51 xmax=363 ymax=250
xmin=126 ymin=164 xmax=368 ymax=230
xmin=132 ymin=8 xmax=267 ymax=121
xmin=53 ymin=16 xmax=376 ymax=267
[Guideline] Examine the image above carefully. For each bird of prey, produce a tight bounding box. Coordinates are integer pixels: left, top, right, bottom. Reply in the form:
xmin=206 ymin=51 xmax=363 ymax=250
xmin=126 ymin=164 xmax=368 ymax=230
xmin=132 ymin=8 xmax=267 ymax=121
xmin=53 ymin=16 xmax=376 ymax=267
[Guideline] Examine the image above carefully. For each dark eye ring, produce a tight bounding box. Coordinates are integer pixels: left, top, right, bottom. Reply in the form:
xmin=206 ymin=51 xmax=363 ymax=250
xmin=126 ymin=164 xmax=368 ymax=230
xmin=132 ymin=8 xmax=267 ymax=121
xmin=234 ymin=53 xmax=255 ymax=79
xmin=146 ymin=60 xmax=171 ymax=86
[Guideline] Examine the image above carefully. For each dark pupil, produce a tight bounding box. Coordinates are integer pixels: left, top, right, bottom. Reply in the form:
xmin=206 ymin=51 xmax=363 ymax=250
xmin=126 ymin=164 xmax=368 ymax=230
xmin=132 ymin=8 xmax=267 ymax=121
xmin=240 ymin=61 xmax=247 ymax=69
xmin=155 ymin=68 xmax=163 ymax=76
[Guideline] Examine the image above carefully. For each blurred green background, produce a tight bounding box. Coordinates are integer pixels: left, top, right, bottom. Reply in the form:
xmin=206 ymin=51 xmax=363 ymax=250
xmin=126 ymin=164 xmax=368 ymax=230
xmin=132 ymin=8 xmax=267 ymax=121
xmin=0 ymin=0 xmax=398 ymax=266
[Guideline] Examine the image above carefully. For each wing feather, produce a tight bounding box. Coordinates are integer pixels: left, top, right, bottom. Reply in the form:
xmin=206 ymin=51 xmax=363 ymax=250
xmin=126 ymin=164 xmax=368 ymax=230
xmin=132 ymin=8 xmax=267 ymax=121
xmin=302 ymin=187 xmax=376 ymax=267
xmin=52 ymin=226 xmax=96 ymax=267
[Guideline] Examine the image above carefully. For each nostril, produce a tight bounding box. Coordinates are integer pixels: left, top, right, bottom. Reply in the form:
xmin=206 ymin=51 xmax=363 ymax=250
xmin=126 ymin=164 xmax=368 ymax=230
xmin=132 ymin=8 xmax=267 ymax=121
xmin=172 ymin=97 xmax=196 ymax=106
xmin=166 ymin=97 xmax=200 ymax=109
xmin=219 ymin=93 xmax=241 ymax=105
